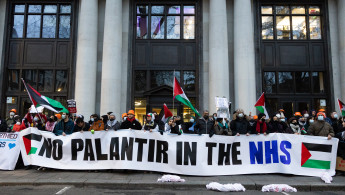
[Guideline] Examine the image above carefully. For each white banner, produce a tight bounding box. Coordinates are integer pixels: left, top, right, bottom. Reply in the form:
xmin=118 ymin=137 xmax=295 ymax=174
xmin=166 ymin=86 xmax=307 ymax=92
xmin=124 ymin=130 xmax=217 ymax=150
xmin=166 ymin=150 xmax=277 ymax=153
xmin=19 ymin=128 xmax=338 ymax=177
xmin=0 ymin=132 xmax=21 ymax=170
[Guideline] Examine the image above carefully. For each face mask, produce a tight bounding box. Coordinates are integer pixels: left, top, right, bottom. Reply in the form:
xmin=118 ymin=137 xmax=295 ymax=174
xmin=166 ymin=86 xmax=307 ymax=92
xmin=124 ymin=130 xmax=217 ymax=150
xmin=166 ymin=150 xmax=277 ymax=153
xmin=280 ymin=118 xmax=285 ymax=122
xmin=203 ymin=115 xmax=208 ymax=120
xmin=34 ymin=117 xmax=38 ymax=122
xmin=292 ymin=122 xmax=298 ymax=125
xmin=16 ymin=122 xmax=21 ymax=125
xmin=276 ymin=114 xmax=281 ymax=118
xmin=318 ymin=116 xmax=324 ymax=121
xmin=261 ymin=119 xmax=265 ymax=122
xmin=300 ymin=120 xmax=305 ymax=124
xmin=10 ymin=112 xmax=15 ymax=116
xmin=309 ymin=120 xmax=314 ymax=123
xmin=190 ymin=119 xmax=194 ymax=123
xmin=110 ymin=118 xmax=115 ymax=121
xmin=214 ymin=116 xmax=217 ymax=120
xmin=90 ymin=118 xmax=94 ymax=122
xmin=48 ymin=118 xmax=53 ymax=122
xmin=61 ymin=115 xmax=66 ymax=119
xmin=123 ymin=117 xmax=127 ymax=121
xmin=238 ymin=113 xmax=244 ymax=118
xmin=304 ymin=114 xmax=309 ymax=118
xmin=334 ymin=114 xmax=338 ymax=118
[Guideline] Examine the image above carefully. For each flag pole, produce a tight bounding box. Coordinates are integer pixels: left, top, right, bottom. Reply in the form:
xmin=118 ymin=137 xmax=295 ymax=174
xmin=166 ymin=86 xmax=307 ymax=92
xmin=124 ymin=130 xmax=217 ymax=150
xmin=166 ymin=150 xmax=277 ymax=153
xmin=21 ymin=78 xmax=44 ymax=125
xmin=173 ymin=70 xmax=175 ymax=116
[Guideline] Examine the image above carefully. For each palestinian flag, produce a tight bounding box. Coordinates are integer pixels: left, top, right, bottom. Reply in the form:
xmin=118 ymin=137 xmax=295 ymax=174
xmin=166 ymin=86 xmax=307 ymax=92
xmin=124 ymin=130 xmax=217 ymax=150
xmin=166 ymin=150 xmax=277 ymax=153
xmin=338 ymin=99 xmax=345 ymax=117
xmin=254 ymin=92 xmax=269 ymax=117
xmin=22 ymin=79 xmax=69 ymax=113
xmin=23 ymin=133 xmax=42 ymax=155
xmin=173 ymin=77 xmax=200 ymax=116
xmin=159 ymin=104 xmax=173 ymax=123
xmin=301 ymin=143 xmax=332 ymax=169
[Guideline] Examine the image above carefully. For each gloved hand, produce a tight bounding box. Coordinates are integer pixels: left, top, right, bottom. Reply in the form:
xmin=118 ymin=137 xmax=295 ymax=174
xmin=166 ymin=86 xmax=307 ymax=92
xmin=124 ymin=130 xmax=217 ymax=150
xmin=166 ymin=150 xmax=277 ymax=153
xmin=209 ymin=133 xmax=214 ymax=138
xmin=178 ymin=132 xmax=181 ymax=135
xmin=159 ymin=130 xmax=163 ymax=135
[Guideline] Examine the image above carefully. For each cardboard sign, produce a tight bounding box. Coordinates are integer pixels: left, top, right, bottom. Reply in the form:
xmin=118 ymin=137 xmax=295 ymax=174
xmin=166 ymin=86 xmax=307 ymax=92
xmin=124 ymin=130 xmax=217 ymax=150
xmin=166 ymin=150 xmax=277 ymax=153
xmin=67 ymin=99 xmax=77 ymax=113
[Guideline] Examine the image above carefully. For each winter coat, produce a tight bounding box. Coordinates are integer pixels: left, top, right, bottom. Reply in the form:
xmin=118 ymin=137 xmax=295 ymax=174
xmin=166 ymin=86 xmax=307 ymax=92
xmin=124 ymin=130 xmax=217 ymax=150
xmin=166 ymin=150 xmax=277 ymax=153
xmin=289 ymin=123 xmax=301 ymax=134
xmin=164 ymin=123 xmax=171 ymax=132
xmin=105 ymin=120 xmax=121 ymax=130
xmin=230 ymin=118 xmax=250 ymax=135
xmin=195 ymin=118 xmax=214 ymax=135
xmin=6 ymin=117 xmax=15 ymax=127
xmin=214 ymin=121 xmax=232 ymax=135
xmin=74 ymin=122 xmax=90 ymax=132
xmin=120 ymin=118 xmax=142 ymax=130
xmin=307 ymin=120 xmax=335 ymax=137
xmin=12 ymin=122 xmax=26 ymax=132
xmin=183 ymin=122 xmax=196 ymax=134
xmin=254 ymin=120 xmax=267 ymax=134
xmin=331 ymin=118 xmax=342 ymax=134
xmin=268 ymin=121 xmax=284 ymax=133
xmin=170 ymin=124 xmax=182 ymax=135
xmin=89 ymin=119 xmax=105 ymax=131
xmin=0 ymin=118 xmax=8 ymax=132
xmin=142 ymin=120 xmax=159 ymax=131
xmin=54 ymin=119 xmax=75 ymax=135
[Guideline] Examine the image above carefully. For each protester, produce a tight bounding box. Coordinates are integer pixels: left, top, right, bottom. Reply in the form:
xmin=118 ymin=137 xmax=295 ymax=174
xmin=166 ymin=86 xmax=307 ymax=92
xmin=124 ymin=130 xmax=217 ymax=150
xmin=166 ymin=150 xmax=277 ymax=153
xmin=319 ymin=109 xmax=332 ymax=125
xmin=53 ymin=112 xmax=74 ymax=136
xmin=0 ymin=115 xmax=8 ymax=132
xmin=268 ymin=115 xmax=284 ymax=133
xmin=330 ymin=112 xmax=342 ymax=134
xmin=294 ymin=112 xmax=302 ymax=120
xmin=230 ymin=109 xmax=250 ymax=136
xmin=105 ymin=114 xmax=120 ymax=131
xmin=11 ymin=117 xmax=26 ymax=132
xmin=288 ymin=117 xmax=301 ymax=134
xmin=88 ymin=114 xmax=94 ymax=126
xmin=164 ymin=118 xmax=174 ymax=133
xmin=142 ymin=113 xmax=158 ymax=132
xmin=307 ymin=112 xmax=334 ymax=140
xmin=255 ymin=113 xmax=267 ymax=135
xmin=121 ymin=113 xmax=128 ymax=123
xmin=45 ymin=116 xmax=57 ymax=132
xmin=174 ymin=116 xmax=184 ymax=133
xmin=120 ymin=110 xmax=142 ymax=130
xmin=74 ymin=117 xmax=90 ymax=132
xmin=6 ymin=109 xmax=16 ymax=129
xmin=195 ymin=110 xmax=214 ymax=137
xmin=89 ymin=114 xmax=105 ymax=131
xmin=101 ymin=115 xmax=109 ymax=125
xmin=304 ymin=116 xmax=315 ymax=131
xmin=170 ymin=116 xmax=183 ymax=135
xmin=184 ymin=116 xmax=196 ymax=134
xmin=248 ymin=115 xmax=257 ymax=134
xmin=215 ymin=118 xmax=231 ymax=135
xmin=55 ymin=113 xmax=62 ymax=122
xmin=32 ymin=114 xmax=45 ymax=130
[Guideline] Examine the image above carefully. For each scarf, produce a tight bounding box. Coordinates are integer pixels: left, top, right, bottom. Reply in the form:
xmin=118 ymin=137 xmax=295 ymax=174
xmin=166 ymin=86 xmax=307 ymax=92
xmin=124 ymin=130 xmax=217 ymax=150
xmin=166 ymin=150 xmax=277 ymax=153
xmin=217 ymin=121 xmax=228 ymax=129
xmin=107 ymin=119 xmax=118 ymax=127
xmin=290 ymin=123 xmax=301 ymax=133
xmin=256 ymin=120 xmax=267 ymax=133
xmin=127 ymin=117 xmax=136 ymax=123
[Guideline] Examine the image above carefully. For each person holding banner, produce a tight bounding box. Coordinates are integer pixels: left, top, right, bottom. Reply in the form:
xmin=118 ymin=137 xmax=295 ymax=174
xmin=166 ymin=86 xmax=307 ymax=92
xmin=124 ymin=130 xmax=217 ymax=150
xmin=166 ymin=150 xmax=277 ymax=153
xmin=308 ymin=112 xmax=334 ymax=140
xmin=254 ymin=113 xmax=268 ymax=135
xmin=268 ymin=115 xmax=284 ymax=133
xmin=89 ymin=114 xmax=105 ymax=131
xmin=105 ymin=114 xmax=120 ymax=131
xmin=230 ymin=109 xmax=250 ymax=136
xmin=195 ymin=110 xmax=215 ymax=137
xmin=214 ymin=118 xmax=232 ymax=135
xmin=0 ymin=115 xmax=8 ymax=132
xmin=54 ymin=112 xmax=75 ymax=136
xmin=45 ymin=115 xmax=57 ymax=132
xmin=74 ymin=117 xmax=90 ymax=132
xmin=142 ymin=113 xmax=159 ymax=132
xmin=120 ymin=110 xmax=142 ymax=130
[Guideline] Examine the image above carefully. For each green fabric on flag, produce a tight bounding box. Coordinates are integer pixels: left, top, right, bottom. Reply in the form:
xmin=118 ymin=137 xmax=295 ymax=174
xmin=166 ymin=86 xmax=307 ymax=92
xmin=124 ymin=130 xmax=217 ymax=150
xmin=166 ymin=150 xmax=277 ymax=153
xmin=256 ymin=106 xmax=264 ymax=113
xmin=175 ymin=95 xmax=200 ymax=116
xmin=28 ymin=147 xmax=37 ymax=155
xmin=302 ymin=159 xmax=331 ymax=169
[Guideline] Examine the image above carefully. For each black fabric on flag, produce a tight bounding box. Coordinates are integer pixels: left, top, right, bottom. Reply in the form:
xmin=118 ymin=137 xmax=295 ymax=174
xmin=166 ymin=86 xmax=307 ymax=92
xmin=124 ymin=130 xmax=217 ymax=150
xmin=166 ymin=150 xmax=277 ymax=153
xmin=303 ymin=143 xmax=332 ymax=153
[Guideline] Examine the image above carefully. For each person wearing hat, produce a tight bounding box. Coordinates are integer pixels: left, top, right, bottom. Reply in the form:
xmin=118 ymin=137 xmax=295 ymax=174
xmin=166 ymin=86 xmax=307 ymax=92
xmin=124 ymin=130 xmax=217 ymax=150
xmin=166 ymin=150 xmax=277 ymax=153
xmin=318 ymin=108 xmax=332 ymax=125
xmin=288 ymin=117 xmax=301 ymax=134
xmin=89 ymin=114 xmax=105 ymax=131
xmin=120 ymin=110 xmax=142 ymax=130
xmin=121 ymin=113 xmax=128 ymax=123
xmin=230 ymin=109 xmax=250 ymax=136
xmin=254 ymin=113 xmax=268 ymax=135
xmin=6 ymin=109 xmax=17 ymax=129
xmin=54 ymin=112 xmax=75 ymax=136
xmin=142 ymin=113 xmax=158 ymax=132
xmin=307 ymin=112 xmax=334 ymax=140
xmin=105 ymin=114 xmax=120 ymax=131
xmin=74 ymin=116 xmax=90 ymax=132
xmin=268 ymin=114 xmax=284 ymax=133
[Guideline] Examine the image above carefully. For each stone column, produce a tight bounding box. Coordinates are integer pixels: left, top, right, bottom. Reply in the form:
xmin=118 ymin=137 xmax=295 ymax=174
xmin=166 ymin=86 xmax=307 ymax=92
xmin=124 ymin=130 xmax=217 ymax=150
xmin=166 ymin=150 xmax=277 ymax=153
xmin=75 ymin=0 xmax=98 ymax=117
xmin=234 ymin=0 xmax=256 ymax=114
xmin=100 ymin=0 xmax=122 ymax=117
xmin=338 ymin=0 xmax=345 ymax=100
xmin=209 ymin=0 xmax=230 ymax=113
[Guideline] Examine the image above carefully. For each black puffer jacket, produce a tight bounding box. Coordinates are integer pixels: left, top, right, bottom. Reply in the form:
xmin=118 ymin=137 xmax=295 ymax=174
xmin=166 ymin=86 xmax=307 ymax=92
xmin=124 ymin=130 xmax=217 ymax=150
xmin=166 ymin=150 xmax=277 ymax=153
xmin=268 ymin=121 xmax=284 ymax=133
xmin=195 ymin=118 xmax=214 ymax=135
xmin=230 ymin=118 xmax=250 ymax=135
xmin=0 ymin=118 xmax=8 ymax=132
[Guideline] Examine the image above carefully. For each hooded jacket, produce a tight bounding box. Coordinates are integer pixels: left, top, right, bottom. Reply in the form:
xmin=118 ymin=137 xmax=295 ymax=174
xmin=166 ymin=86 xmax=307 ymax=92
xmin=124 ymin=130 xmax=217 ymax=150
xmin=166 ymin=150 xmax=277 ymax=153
xmin=230 ymin=114 xmax=250 ymax=135
xmin=195 ymin=118 xmax=214 ymax=135
xmin=307 ymin=120 xmax=335 ymax=137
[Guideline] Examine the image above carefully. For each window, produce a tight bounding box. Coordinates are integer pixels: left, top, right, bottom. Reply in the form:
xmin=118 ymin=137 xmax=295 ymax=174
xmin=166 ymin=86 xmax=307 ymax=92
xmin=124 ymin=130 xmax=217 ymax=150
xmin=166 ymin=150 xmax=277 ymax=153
xmin=136 ymin=4 xmax=195 ymax=39
xmin=12 ymin=3 xmax=72 ymax=39
xmin=261 ymin=5 xmax=322 ymax=40
xmin=263 ymin=71 xmax=325 ymax=94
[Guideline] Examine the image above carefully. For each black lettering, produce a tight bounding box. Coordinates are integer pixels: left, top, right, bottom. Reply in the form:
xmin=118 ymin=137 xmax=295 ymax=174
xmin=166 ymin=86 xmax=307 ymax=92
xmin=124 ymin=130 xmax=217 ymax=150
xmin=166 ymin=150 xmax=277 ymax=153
xmin=232 ymin=142 xmax=242 ymax=165
xmin=156 ymin=140 xmax=168 ymax=164
xmin=71 ymin=139 xmax=84 ymax=160
xmin=38 ymin=138 xmax=52 ymax=158
xmin=184 ymin=142 xmax=197 ymax=165
xmin=206 ymin=142 xmax=217 ymax=165
xmin=135 ymin=138 xmax=147 ymax=162
xmin=95 ymin=138 xmax=107 ymax=160
xmin=218 ymin=143 xmax=231 ymax=165
xmin=84 ymin=139 xmax=95 ymax=161
xmin=121 ymin=137 xmax=134 ymax=161
xmin=109 ymin=137 xmax=120 ymax=160
xmin=148 ymin=139 xmax=155 ymax=162
xmin=176 ymin=142 xmax=183 ymax=165
xmin=52 ymin=139 xmax=63 ymax=160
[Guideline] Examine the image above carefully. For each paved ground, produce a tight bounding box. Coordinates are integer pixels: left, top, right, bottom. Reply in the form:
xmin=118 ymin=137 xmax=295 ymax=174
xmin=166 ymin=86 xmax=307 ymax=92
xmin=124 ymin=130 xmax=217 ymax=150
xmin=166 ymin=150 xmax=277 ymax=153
xmin=0 ymin=169 xmax=344 ymax=193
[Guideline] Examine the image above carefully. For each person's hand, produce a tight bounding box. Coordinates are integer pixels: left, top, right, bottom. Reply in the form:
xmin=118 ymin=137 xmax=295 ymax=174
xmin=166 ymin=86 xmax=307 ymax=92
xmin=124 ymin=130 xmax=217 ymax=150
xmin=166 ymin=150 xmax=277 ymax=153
xmin=294 ymin=132 xmax=299 ymax=135
xmin=264 ymin=132 xmax=267 ymax=136
xmin=236 ymin=133 xmax=240 ymax=136
xmin=144 ymin=130 xmax=146 ymax=132
xmin=209 ymin=133 xmax=213 ymax=138
xmin=62 ymin=132 xmax=66 ymax=136
xmin=160 ymin=131 xmax=163 ymax=135
xmin=105 ymin=129 xmax=108 ymax=131
xmin=150 ymin=129 xmax=153 ymax=132
xmin=257 ymin=133 xmax=260 ymax=135
xmin=129 ymin=128 xmax=132 ymax=130
xmin=328 ymin=134 xmax=332 ymax=140
xmin=80 ymin=130 xmax=84 ymax=133
xmin=246 ymin=133 xmax=250 ymax=136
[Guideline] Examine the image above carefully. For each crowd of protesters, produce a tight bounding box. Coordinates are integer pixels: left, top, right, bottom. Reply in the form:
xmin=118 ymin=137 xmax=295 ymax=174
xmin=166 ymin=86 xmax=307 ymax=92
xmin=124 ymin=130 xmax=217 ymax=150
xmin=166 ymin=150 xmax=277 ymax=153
xmin=1 ymin=107 xmax=344 ymax=140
